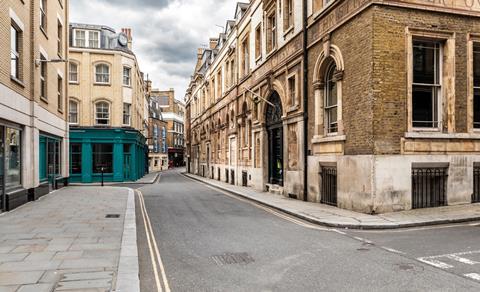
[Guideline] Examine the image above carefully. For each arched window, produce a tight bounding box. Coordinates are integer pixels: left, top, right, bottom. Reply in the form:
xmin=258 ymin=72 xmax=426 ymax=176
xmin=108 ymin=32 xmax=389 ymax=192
xmin=95 ymin=64 xmax=110 ymax=84
xmin=69 ymin=100 xmax=79 ymax=124
xmin=95 ymin=101 xmax=110 ymax=125
xmin=324 ymin=62 xmax=338 ymax=134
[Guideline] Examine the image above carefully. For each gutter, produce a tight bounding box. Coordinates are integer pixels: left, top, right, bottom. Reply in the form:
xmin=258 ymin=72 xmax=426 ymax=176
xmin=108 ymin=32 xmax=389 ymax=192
xmin=302 ymin=0 xmax=309 ymax=201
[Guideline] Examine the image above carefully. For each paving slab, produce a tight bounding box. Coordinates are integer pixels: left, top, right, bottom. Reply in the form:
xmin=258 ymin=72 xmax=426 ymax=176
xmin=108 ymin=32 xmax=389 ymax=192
xmin=0 ymin=186 xmax=138 ymax=292
xmin=185 ymin=173 xmax=480 ymax=229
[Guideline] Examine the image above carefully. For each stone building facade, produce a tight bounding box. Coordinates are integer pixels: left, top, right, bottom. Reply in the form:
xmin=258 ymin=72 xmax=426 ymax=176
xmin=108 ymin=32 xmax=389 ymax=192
xmin=186 ymin=0 xmax=480 ymax=214
xmin=146 ymin=81 xmax=168 ymax=172
xmin=68 ymin=24 xmax=148 ymax=183
xmin=0 ymin=0 xmax=70 ymax=211
xmin=152 ymin=89 xmax=185 ymax=167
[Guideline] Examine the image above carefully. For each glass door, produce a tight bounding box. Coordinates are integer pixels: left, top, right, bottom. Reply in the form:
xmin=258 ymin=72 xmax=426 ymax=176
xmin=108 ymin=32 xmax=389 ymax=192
xmin=124 ymin=144 xmax=131 ymax=180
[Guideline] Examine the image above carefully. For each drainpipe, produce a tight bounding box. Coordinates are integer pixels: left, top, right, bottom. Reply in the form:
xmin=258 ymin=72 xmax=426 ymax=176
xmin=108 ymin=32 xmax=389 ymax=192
xmin=302 ymin=0 xmax=309 ymax=201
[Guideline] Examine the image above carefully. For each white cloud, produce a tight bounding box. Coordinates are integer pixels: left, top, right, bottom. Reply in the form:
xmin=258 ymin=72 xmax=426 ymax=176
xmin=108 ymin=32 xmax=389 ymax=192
xmin=70 ymin=0 xmax=240 ymax=100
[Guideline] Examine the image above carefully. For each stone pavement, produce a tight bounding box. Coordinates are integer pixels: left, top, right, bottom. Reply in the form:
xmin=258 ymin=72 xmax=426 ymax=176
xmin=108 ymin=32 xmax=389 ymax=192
xmin=70 ymin=171 xmax=160 ymax=186
xmin=184 ymin=173 xmax=480 ymax=229
xmin=0 ymin=186 xmax=139 ymax=292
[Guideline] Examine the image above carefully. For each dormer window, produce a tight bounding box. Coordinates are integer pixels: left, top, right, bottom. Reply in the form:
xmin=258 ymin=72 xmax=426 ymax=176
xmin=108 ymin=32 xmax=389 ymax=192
xmin=74 ymin=30 xmax=86 ymax=47
xmin=74 ymin=29 xmax=100 ymax=48
xmin=88 ymin=31 xmax=99 ymax=48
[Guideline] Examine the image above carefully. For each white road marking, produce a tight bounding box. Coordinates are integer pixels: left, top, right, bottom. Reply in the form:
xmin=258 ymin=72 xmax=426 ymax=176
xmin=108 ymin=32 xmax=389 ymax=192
xmin=417 ymin=258 xmax=454 ymax=269
xmin=464 ymin=273 xmax=480 ymax=281
xmin=381 ymin=246 xmax=405 ymax=255
xmin=446 ymin=255 xmax=479 ymax=265
xmin=138 ymin=190 xmax=172 ymax=292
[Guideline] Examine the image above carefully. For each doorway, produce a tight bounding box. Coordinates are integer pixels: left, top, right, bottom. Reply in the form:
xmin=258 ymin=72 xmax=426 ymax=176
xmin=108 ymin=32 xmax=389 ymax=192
xmin=266 ymin=91 xmax=284 ymax=186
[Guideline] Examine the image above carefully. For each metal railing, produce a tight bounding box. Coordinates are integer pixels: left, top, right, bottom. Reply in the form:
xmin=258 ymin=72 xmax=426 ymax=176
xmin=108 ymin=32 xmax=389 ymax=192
xmin=321 ymin=167 xmax=337 ymax=207
xmin=412 ymin=168 xmax=447 ymax=209
xmin=474 ymin=167 xmax=480 ymax=203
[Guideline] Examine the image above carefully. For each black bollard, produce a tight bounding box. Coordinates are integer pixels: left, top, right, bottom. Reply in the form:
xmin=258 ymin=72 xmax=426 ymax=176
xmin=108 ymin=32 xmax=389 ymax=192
xmin=101 ymin=167 xmax=104 ymax=187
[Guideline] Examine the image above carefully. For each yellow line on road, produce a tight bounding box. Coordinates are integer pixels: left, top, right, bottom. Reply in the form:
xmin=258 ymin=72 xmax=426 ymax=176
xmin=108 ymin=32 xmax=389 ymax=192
xmin=137 ymin=189 xmax=172 ymax=292
xmin=137 ymin=190 xmax=163 ymax=292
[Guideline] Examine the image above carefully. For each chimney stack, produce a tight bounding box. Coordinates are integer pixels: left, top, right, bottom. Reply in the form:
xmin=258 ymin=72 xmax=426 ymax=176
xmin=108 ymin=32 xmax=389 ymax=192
xmin=121 ymin=28 xmax=133 ymax=50
xmin=209 ymin=38 xmax=218 ymax=50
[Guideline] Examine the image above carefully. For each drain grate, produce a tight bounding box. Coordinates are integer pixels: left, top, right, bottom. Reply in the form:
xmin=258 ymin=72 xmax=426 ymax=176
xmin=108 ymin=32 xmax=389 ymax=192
xmin=105 ymin=214 xmax=120 ymax=218
xmin=211 ymin=252 xmax=254 ymax=266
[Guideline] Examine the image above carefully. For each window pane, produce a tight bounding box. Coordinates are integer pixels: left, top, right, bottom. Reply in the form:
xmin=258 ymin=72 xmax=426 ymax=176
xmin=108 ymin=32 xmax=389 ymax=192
xmin=71 ymin=143 xmax=82 ymax=174
xmin=474 ymin=88 xmax=480 ymax=129
xmin=474 ymin=44 xmax=480 ymax=87
xmin=413 ymin=41 xmax=439 ymax=85
xmin=413 ymin=85 xmax=437 ymax=128
xmin=5 ymin=128 xmax=21 ymax=188
xmin=92 ymin=144 xmax=113 ymax=173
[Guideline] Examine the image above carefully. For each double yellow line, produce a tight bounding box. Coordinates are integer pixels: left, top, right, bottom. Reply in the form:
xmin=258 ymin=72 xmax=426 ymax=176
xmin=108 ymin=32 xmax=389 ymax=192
xmin=137 ymin=189 xmax=171 ymax=292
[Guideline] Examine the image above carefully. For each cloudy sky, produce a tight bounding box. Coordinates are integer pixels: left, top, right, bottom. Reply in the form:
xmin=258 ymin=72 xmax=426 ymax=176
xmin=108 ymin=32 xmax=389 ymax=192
xmin=70 ymin=0 xmax=240 ymax=100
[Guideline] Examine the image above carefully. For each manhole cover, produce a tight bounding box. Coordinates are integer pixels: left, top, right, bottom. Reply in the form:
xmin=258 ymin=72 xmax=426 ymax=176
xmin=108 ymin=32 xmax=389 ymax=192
xmin=211 ymin=252 xmax=254 ymax=266
xmin=105 ymin=214 xmax=120 ymax=218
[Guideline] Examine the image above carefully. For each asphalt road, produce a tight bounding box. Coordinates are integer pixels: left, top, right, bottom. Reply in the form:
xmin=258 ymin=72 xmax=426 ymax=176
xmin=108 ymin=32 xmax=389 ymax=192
xmin=135 ymin=169 xmax=480 ymax=291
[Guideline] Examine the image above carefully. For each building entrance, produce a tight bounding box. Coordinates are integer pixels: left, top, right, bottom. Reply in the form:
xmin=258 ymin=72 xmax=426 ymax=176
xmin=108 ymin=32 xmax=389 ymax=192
xmin=266 ymin=91 xmax=284 ymax=186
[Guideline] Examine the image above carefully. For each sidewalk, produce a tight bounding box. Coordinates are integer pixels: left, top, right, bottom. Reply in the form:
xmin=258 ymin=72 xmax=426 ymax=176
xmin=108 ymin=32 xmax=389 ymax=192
xmin=70 ymin=171 xmax=160 ymax=186
xmin=0 ymin=186 xmax=139 ymax=292
xmin=185 ymin=173 xmax=480 ymax=229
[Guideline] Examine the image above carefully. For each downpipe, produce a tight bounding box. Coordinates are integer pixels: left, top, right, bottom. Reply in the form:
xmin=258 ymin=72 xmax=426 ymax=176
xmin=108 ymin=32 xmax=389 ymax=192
xmin=302 ymin=0 xmax=309 ymax=202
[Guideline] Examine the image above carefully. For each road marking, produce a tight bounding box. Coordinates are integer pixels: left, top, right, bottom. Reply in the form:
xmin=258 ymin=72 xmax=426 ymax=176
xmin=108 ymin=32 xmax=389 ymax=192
xmin=464 ymin=273 xmax=480 ymax=281
xmin=417 ymin=258 xmax=454 ymax=269
xmin=381 ymin=246 xmax=405 ymax=255
xmin=446 ymin=255 xmax=479 ymax=265
xmin=137 ymin=190 xmax=163 ymax=292
xmin=138 ymin=190 xmax=171 ymax=292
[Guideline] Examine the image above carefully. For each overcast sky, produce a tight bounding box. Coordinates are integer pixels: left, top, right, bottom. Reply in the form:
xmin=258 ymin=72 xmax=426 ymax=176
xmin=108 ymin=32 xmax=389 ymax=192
xmin=70 ymin=0 xmax=239 ymax=100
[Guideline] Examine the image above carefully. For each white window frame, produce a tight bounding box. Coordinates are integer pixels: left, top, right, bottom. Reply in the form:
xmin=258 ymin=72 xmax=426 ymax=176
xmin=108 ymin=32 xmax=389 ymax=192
xmin=95 ymin=63 xmax=110 ymax=84
xmin=40 ymin=54 xmax=47 ymax=100
xmin=324 ymin=63 xmax=338 ymax=134
xmin=69 ymin=62 xmax=78 ymax=83
xmin=123 ymin=103 xmax=131 ymax=126
xmin=74 ymin=29 xmax=86 ymax=47
xmin=69 ymin=100 xmax=79 ymax=124
xmin=88 ymin=31 xmax=100 ymax=48
xmin=10 ymin=24 xmax=21 ymax=80
xmin=95 ymin=101 xmax=110 ymax=125
xmin=40 ymin=0 xmax=47 ymax=31
xmin=123 ymin=66 xmax=131 ymax=86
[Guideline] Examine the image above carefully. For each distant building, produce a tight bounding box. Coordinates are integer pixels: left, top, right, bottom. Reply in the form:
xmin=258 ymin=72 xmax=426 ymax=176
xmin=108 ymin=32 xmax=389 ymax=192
xmin=151 ymin=89 xmax=185 ymax=167
xmin=0 ymin=0 xmax=70 ymax=211
xmin=68 ymin=23 xmax=148 ymax=183
xmin=146 ymin=80 xmax=168 ymax=172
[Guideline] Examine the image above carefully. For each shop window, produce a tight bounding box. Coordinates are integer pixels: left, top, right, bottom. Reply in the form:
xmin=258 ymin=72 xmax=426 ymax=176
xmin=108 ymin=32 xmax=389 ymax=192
xmin=47 ymin=138 xmax=61 ymax=177
xmin=412 ymin=40 xmax=442 ymax=129
xmin=70 ymin=143 xmax=82 ymax=174
xmin=92 ymin=144 xmax=113 ymax=173
xmin=325 ymin=63 xmax=338 ymax=134
xmin=69 ymin=100 xmax=78 ymax=124
xmin=474 ymin=43 xmax=480 ymax=129
xmin=5 ymin=127 xmax=21 ymax=189
xmin=95 ymin=102 xmax=110 ymax=125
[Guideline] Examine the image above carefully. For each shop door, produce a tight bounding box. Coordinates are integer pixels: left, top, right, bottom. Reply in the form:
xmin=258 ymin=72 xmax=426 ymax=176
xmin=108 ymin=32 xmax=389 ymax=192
xmin=47 ymin=139 xmax=61 ymax=190
xmin=265 ymin=91 xmax=284 ymax=186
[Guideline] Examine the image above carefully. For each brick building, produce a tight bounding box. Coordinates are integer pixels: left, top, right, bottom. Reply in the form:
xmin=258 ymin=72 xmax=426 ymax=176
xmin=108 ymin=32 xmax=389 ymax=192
xmin=152 ymin=89 xmax=185 ymax=167
xmin=146 ymin=80 xmax=168 ymax=172
xmin=186 ymin=0 xmax=480 ymax=213
xmin=0 ymin=0 xmax=70 ymax=211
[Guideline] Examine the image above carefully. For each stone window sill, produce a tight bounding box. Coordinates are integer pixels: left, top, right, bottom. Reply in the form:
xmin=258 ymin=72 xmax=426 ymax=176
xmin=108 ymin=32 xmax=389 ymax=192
xmin=405 ymin=132 xmax=480 ymax=139
xmin=312 ymin=134 xmax=346 ymax=144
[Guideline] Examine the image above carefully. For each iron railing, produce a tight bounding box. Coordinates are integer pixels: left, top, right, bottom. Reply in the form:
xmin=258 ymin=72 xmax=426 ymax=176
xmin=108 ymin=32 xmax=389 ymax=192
xmin=473 ymin=167 xmax=480 ymax=203
xmin=321 ymin=167 xmax=337 ymax=206
xmin=412 ymin=168 xmax=448 ymax=209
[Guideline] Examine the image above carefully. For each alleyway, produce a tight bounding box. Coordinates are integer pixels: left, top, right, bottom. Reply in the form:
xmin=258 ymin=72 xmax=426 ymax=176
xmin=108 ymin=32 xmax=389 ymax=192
xmin=136 ymin=169 xmax=480 ymax=291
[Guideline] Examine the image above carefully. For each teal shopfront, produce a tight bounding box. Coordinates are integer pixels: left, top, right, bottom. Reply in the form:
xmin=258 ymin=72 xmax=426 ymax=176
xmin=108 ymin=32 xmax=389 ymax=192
xmin=69 ymin=127 xmax=147 ymax=183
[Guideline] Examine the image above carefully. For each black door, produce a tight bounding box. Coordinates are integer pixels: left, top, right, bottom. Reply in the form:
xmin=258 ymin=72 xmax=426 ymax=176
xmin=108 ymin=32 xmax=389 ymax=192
xmin=266 ymin=91 xmax=284 ymax=186
xmin=268 ymin=126 xmax=283 ymax=185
